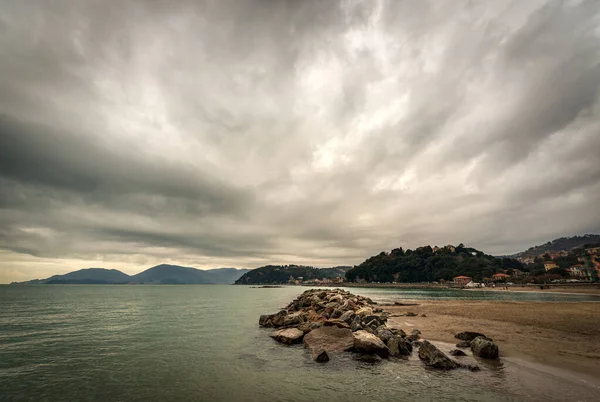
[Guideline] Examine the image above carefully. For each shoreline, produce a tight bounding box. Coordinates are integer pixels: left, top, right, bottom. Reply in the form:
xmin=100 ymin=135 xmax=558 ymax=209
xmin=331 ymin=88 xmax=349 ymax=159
xmin=382 ymin=299 xmax=600 ymax=380
xmin=308 ymin=282 xmax=600 ymax=296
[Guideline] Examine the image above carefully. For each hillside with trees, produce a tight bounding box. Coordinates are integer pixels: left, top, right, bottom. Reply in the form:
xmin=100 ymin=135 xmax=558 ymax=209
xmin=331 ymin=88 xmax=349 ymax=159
xmin=345 ymin=244 xmax=523 ymax=283
xmin=234 ymin=265 xmax=351 ymax=285
xmin=512 ymin=234 xmax=600 ymax=259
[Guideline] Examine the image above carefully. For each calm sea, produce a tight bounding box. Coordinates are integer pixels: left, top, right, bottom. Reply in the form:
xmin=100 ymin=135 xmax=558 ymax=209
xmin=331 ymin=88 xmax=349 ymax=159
xmin=1 ymin=285 xmax=599 ymax=402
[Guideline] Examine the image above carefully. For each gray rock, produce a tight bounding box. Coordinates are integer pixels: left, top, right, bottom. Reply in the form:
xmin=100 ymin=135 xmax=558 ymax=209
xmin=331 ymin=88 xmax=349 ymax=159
xmin=455 ymin=331 xmax=489 ymax=342
xmin=376 ymin=327 xmax=394 ymax=343
xmin=270 ymin=328 xmax=304 ymax=345
xmin=418 ymin=340 xmax=460 ymax=369
xmin=387 ymin=335 xmax=413 ymax=357
xmin=470 ymin=336 xmax=499 ymax=359
xmin=259 ymin=314 xmax=272 ymax=327
xmin=355 ymin=353 xmax=383 ymax=363
xmin=353 ymin=330 xmax=389 ymax=358
xmin=465 ymin=364 xmax=481 ymax=372
xmin=450 ymin=349 xmax=467 ymax=356
xmin=339 ymin=310 xmax=356 ymax=323
xmin=456 ymin=341 xmax=471 ymax=348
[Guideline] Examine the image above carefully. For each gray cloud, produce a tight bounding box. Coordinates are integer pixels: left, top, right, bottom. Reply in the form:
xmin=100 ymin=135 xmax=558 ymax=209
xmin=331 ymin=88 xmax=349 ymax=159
xmin=1 ymin=0 xmax=600 ymax=282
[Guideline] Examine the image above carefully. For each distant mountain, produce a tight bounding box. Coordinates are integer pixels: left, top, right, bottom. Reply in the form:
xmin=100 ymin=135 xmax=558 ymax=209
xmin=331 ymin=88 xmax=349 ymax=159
xmin=511 ymin=234 xmax=600 ymax=259
xmin=12 ymin=265 xmax=250 ymax=285
xmin=234 ymin=265 xmax=352 ymax=285
xmin=42 ymin=268 xmax=131 ymax=284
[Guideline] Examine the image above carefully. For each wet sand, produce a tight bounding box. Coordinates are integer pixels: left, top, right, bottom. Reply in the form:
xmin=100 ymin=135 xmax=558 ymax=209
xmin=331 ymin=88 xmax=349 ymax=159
xmin=384 ymin=300 xmax=600 ymax=379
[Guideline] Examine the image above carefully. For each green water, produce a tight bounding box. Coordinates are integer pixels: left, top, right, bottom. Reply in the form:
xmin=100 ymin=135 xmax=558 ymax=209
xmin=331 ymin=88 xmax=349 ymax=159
xmin=1 ymin=285 xmax=598 ymax=402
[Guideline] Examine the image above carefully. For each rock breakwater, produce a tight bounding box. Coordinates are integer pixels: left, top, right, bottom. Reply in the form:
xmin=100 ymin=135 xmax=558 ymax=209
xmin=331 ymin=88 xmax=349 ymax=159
xmin=259 ymin=289 xmax=493 ymax=370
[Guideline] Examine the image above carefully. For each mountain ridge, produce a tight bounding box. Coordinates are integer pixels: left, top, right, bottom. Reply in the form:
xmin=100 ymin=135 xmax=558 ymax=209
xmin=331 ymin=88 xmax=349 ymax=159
xmin=12 ymin=265 xmax=251 ymax=285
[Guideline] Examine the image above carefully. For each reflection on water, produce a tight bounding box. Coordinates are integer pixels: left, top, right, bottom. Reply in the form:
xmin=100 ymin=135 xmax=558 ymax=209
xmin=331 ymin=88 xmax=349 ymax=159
xmin=0 ymin=285 xmax=598 ymax=402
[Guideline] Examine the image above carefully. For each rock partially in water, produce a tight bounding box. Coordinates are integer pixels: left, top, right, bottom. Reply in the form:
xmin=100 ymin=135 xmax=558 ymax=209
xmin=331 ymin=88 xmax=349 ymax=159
xmin=303 ymin=326 xmax=354 ymax=354
xmin=312 ymin=349 xmax=329 ymax=363
xmin=455 ymin=331 xmax=489 ymax=342
xmin=470 ymin=336 xmax=499 ymax=359
xmin=355 ymin=353 xmax=383 ymax=363
xmin=353 ymin=330 xmax=389 ymax=358
xmin=387 ymin=335 xmax=412 ymax=357
xmin=418 ymin=340 xmax=460 ymax=370
xmin=270 ymin=328 xmax=304 ymax=345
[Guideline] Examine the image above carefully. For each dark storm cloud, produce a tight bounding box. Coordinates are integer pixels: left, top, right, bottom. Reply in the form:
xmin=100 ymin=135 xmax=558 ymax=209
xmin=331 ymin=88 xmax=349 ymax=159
xmin=1 ymin=0 xmax=600 ymax=281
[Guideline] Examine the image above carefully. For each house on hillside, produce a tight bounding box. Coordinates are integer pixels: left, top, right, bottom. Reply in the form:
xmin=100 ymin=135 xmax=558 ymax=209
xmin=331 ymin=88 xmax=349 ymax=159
xmin=492 ymin=273 xmax=511 ymax=282
xmin=544 ymin=262 xmax=559 ymax=271
xmin=566 ymin=265 xmax=584 ymax=278
xmin=453 ymin=276 xmax=472 ymax=286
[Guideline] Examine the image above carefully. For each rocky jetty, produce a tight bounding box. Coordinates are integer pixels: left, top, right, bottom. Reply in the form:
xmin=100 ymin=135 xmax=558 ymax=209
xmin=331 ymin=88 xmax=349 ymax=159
xmin=259 ymin=289 xmax=416 ymax=362
xmin=259 ymin=289 xmax=496 ymax=371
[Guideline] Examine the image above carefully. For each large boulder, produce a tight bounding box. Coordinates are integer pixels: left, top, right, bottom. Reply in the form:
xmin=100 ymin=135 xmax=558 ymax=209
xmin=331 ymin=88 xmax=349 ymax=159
xmin=303 ymin=326 xmax=354 ymax=354
xmin=387 ymin=335 xmax=413 ymax=357
xmin=418 ymin=340 xmax=460 ymax=369
xmin=259 ymin=310 xmax=287 ymax=327
xmin=353 ymin=330 xmax=389 ymax=358
xmin=470 ymin=336 xmax=499 ymax=359
xmin=270 ymin=328 xmax=304 ymax=345
xmin=455 ymin=331 xmax=489 ymax=342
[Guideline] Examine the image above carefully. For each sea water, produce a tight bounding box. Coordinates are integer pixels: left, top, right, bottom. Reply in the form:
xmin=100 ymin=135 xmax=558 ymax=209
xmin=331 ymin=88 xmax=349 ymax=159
xmin=1 ymin=285 xmax=598 ymax=401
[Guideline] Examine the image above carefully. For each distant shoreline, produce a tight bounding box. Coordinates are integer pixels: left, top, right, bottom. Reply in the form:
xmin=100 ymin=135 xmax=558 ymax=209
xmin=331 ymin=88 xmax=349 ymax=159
xmin=302 ymin=282 xmax=600 ymax=295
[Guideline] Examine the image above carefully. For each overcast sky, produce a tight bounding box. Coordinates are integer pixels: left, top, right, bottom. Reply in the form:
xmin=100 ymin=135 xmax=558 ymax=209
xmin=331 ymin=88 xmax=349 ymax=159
xmin=1 ymin=0 xmax=600 ymax=282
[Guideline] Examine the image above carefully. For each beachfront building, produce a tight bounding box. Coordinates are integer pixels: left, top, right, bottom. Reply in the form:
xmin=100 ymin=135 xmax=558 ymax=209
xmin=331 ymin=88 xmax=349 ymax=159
xmin=453 ymin=276 xmax=472 ymax=286
xmin=544 ymin=262 xmax=559 ymax=272
xmin=491 ymin=273 xmax=511 ymax=282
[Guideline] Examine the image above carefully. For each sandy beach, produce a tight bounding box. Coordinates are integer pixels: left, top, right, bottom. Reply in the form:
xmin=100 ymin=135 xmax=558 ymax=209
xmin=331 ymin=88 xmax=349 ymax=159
xmin=384 ymin=300 xmax=600 ymax=379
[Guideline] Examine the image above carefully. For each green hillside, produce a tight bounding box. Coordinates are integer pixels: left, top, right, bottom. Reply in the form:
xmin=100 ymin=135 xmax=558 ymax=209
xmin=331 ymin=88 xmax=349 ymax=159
xmin=345 ymin=244 xmax=523 ymax=283
xmin=234 ymin=265 xmax=351 ymax=285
